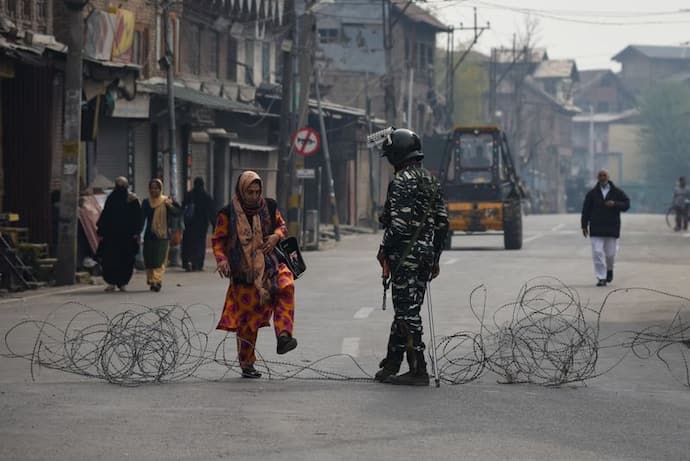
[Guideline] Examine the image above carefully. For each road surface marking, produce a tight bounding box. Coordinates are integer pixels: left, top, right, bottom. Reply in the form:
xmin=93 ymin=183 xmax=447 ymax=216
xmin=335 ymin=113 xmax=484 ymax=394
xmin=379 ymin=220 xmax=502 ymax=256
xmin=551 ymin=223 xmax=565 ymax=232
xmin=341 ymin=337 xmax=360 ymax=357
xmin=354 ymin=307 xmax=374 ymax=319
xmin=523 ymin=233 xmax=544 ymax=243
xmin=559 ymin=230 xmax=578 ymax=235
xmin=684 ymin=233 xmax=690 ymax=238
xmin=443 ymin=258 xmax=459 ymax=266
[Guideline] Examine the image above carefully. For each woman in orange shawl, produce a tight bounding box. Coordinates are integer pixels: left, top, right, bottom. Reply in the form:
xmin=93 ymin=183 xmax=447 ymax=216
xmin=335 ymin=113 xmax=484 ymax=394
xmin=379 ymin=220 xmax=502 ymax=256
xmin=212 ymin=171 xmax=297 ymax=379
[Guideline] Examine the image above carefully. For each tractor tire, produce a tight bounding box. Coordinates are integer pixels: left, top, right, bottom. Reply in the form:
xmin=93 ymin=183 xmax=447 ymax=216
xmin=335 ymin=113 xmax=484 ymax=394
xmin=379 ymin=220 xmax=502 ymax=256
xmin=503 ymin=208 xmax=522 ymax=250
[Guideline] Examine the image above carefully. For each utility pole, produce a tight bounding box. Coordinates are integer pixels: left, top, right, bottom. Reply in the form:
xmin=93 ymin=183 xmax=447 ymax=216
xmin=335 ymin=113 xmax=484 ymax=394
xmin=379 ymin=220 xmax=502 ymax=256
xmin=445 ymin=26 xmax=454 ymax=128
xmin=365 ymin=71 xmax=378 ymax=229
xmin=382 ymin=0 xmax=395 ymax=125
xmin=407 ymin=66 xmax=414 ymax=128
xmin=55 ymin=0 xmax=86 ymax=285
xmin=286 ymin=4 xmax=316 ymax=240
xmin=314 ymin=69 xmax=340 ymax=241
xmin=161 ymin=0 xmax=178 ymax=199
xmin=277 ymin=0 xmax=295 ymax=213
xmin=450 ymin=8 xmax=489 ymax=122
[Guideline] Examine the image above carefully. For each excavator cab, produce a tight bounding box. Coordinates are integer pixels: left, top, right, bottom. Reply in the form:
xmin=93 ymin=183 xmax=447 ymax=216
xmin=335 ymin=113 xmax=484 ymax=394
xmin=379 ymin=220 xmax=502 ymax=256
xmin=439 ymin=126 xmax=524 ymax=250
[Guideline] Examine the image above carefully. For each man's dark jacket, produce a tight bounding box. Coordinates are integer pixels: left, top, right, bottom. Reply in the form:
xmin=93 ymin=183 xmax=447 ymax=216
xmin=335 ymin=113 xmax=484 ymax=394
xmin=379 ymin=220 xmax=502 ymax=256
xmin=580 ymin=181 xmax=630 ymax=238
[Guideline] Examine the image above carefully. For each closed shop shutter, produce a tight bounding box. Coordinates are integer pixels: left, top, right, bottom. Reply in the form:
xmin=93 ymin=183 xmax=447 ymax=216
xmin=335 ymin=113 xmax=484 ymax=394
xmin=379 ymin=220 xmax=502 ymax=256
xmin=229 ymin=144 xmax=278 ymax=198
xmin=190 ymin=142 xmax=208 ymax=188
xmin=95 ymin=118 xmax=128 ymax=183
xmin=133 ymin=121 xmax=151 ymax=195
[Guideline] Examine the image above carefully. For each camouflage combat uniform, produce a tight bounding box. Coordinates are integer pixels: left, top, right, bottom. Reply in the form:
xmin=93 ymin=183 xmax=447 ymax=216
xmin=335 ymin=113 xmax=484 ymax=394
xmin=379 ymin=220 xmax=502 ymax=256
xmin=379 ymin=163 xmax=449 ymax=356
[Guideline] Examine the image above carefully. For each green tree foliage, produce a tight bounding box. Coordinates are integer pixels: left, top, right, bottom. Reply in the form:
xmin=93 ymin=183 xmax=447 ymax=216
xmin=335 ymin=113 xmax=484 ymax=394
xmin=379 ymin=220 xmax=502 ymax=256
xmin=639 ymin=81 xmax=690 ymax=185
xmin=434 ymin=46 xmax=488 ymax=125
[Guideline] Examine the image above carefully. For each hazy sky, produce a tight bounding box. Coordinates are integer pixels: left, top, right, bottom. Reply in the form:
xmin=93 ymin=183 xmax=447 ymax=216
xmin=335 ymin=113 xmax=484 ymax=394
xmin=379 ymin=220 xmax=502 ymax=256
xmin=426 ymin=0 xmax=690 ymax=70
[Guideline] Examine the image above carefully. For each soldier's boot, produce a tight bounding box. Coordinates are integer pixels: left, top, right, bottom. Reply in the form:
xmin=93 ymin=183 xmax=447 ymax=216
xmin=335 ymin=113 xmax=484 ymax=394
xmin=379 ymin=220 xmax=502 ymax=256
xmin=374 ymin=352 xmax=403 ymax=382
xmin=386 ymin=350 xmax=429 ymax=386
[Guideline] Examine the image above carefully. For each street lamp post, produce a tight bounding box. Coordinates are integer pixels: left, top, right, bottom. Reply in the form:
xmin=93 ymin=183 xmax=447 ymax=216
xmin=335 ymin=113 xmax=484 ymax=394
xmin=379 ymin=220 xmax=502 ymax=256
xmin=55 ymin=0 xmax=87 ymax=285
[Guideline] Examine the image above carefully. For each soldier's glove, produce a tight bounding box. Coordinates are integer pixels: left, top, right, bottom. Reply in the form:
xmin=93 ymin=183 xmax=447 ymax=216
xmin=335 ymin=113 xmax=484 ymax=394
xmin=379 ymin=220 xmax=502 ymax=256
xmin=377 ymin=246 xmax=387 ymax=268
xmin=430 ymin=263 xmax=440 ymax=280
xmin=382 ymin=258 xmax=391 ymax=280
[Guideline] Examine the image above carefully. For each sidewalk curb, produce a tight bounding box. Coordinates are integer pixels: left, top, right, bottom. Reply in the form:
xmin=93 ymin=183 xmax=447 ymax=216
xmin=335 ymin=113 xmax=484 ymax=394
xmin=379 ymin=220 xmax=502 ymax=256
xmin=0 ymin=283 xmax=104 ymax=306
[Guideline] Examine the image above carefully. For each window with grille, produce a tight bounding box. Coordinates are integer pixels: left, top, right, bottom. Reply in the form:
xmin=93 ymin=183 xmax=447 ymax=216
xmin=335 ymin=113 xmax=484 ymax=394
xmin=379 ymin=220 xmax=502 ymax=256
xmin=318 ymin=29 xmax=338 ymax=44
xmin=261 ymin=42 xmax=270 ymax=83
xmin=417 ymin=43 xmax=427 ymax=72
xmin=274 ymin=43 xmax=283 ymax=84
xmin=133 ymin=31 xmax=142 ymax=65
xmin=7 ymin=0 xmax=17 ymax=16
xmin=244 ymin=39 xmax=255 ymax=85
xmin=227 ymin=35 xmax=238 ymax=81
xmin=37 ymin=0 xmax=46 ymax=19
xmin=182 ymin=21 xmax=201 ymax=75
xmin=209 ymin=32 xmax=219 ymax=77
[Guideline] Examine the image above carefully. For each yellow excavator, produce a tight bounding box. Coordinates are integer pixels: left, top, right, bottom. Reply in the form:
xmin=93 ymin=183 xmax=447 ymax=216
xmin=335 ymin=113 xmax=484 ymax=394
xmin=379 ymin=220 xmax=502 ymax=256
xmin=438 ymin=126 xmax=525 ymax=250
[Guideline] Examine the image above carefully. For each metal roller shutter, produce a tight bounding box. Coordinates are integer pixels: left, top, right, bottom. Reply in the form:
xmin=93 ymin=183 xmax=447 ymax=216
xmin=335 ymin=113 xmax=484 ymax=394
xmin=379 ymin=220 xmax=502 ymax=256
xmin=133 ymin=121 xmax=151 ymax=195
xmin=95 ymin=118 xmax=128 ymax=184
xmin=190 ymin=142 xmax=208 ymax=188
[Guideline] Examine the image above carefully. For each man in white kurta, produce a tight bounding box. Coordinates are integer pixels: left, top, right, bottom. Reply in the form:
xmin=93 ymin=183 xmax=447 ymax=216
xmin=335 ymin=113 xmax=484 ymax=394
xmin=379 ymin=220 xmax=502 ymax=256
xmin=581 ymin=170 xmax=631 ymax=286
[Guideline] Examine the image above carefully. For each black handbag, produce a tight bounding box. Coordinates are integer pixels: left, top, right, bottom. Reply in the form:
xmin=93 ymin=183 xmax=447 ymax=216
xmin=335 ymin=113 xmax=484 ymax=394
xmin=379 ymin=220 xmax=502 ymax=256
xmin=274 ymin=236 xmax=307 ymax=279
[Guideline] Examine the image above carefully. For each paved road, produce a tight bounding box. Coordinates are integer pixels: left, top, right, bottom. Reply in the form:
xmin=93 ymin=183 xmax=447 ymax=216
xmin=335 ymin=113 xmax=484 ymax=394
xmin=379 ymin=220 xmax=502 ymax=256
xmin=1 ymin=214 xmax=689 ymax=460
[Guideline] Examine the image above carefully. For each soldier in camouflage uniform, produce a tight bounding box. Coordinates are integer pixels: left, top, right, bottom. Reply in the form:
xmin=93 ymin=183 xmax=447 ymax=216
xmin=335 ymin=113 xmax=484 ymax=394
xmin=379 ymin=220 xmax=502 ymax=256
xmin=375 ymin=128 xmax=449 ymax=386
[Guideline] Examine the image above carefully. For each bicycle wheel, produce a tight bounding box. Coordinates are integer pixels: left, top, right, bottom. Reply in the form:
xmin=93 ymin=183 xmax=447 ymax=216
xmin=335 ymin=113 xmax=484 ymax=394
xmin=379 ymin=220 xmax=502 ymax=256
xmin=666 ymin=207 xmax=676 ymax=229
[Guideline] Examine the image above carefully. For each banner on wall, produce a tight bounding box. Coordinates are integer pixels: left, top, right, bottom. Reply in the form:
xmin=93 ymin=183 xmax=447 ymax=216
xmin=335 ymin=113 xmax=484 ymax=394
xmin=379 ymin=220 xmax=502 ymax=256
xmin=110 ymin=8 xmax=135 ymax=64
xmin=84 ymin=10 xmax=116 ymax=61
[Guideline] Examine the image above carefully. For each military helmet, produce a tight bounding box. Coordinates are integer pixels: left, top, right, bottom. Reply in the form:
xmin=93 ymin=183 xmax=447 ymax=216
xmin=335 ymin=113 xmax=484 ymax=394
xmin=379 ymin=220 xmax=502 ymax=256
xmin=381 ymin=128 xmax=423 ymax=166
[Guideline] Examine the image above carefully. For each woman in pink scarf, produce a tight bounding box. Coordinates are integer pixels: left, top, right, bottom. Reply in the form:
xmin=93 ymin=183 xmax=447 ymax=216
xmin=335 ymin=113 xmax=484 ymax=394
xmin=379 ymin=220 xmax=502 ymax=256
xmin=212 ymin=171 xmax=297 ymax=379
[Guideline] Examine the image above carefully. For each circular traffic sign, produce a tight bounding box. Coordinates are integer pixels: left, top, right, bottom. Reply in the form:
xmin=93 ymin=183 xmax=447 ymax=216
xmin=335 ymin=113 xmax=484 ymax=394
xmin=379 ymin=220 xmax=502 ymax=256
xmin=291 ymin=127 xmax=321 ymax=157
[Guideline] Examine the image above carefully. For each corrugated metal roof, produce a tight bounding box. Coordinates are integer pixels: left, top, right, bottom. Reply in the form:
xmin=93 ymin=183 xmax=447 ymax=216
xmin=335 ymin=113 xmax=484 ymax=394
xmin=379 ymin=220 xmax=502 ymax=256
xmin=140 ymin=82 xmax=260 ymax=114
xmin=391 ymin=0 xmax=447 ymax=31
xmin=229 ymin=141 xmax=277 ymax=152
xmin=314 ymin=1 xmax=447 ymax=30
xmin=310 ymin=98 xmax=366 ymax=117
xmin=533 ymin=60 xmax=578 ymax=80
xmin=613 ymin=45 xmax=690 ymax=62
xmin=572 ymin=109 xmax=639 ymax=123
xmin=312 ymin=2 xmax=383 ymax=24
xmin=493 ymin=47 xmax=548 ymax=64
xmin=578 ymin=69 xmax=609 ymax=86
xmin=523 ymin=76 xmax=580 ymax=115
xmin=0 ymin=34 xmax=141 ymax=72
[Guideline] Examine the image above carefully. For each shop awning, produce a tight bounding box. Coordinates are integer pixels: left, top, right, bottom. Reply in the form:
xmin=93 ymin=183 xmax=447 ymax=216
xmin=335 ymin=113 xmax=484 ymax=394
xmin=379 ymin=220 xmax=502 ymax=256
xmin=140 ymin=82 xmax=261 ymax=115
xmin=229 ymin=141 xmax=278 ymax=152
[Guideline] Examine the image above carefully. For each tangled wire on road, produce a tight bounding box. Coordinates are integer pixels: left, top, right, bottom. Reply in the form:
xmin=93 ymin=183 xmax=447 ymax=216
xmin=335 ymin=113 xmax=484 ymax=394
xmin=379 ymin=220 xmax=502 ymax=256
xmin=436 ymin=280 xmax=690 ymax=388
xmin=3 ymin=280 xmax=690 ymax=388
xmin=436 ymin=279 xmax=601 ymax=386
xmin=620 ymin=297 xmax=690 ymax=387
xmin=3 ymin=303 xmax=212 ymax=386
xmin=2 ymin=302 xmax=374 ymax=386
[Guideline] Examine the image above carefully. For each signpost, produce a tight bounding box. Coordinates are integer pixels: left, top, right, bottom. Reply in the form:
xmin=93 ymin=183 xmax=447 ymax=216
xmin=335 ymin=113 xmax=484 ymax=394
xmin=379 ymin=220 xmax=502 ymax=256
xmin=291 ymin=127 xmax=320 ymax=157
xmin=291 ymin=127 xmax=320 ymax=247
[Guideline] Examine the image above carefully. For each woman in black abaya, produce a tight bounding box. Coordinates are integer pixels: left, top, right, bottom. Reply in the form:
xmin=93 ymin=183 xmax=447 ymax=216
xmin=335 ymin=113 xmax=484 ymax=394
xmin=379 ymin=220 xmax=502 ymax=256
xmin=96 ymin=177 xmax=144 ymax=291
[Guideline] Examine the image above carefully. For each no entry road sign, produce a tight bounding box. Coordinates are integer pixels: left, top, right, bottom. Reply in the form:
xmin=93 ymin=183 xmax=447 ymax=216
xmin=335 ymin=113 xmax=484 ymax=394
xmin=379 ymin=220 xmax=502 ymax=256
xmin=291 ymin=127 xmax=320 ymax=157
